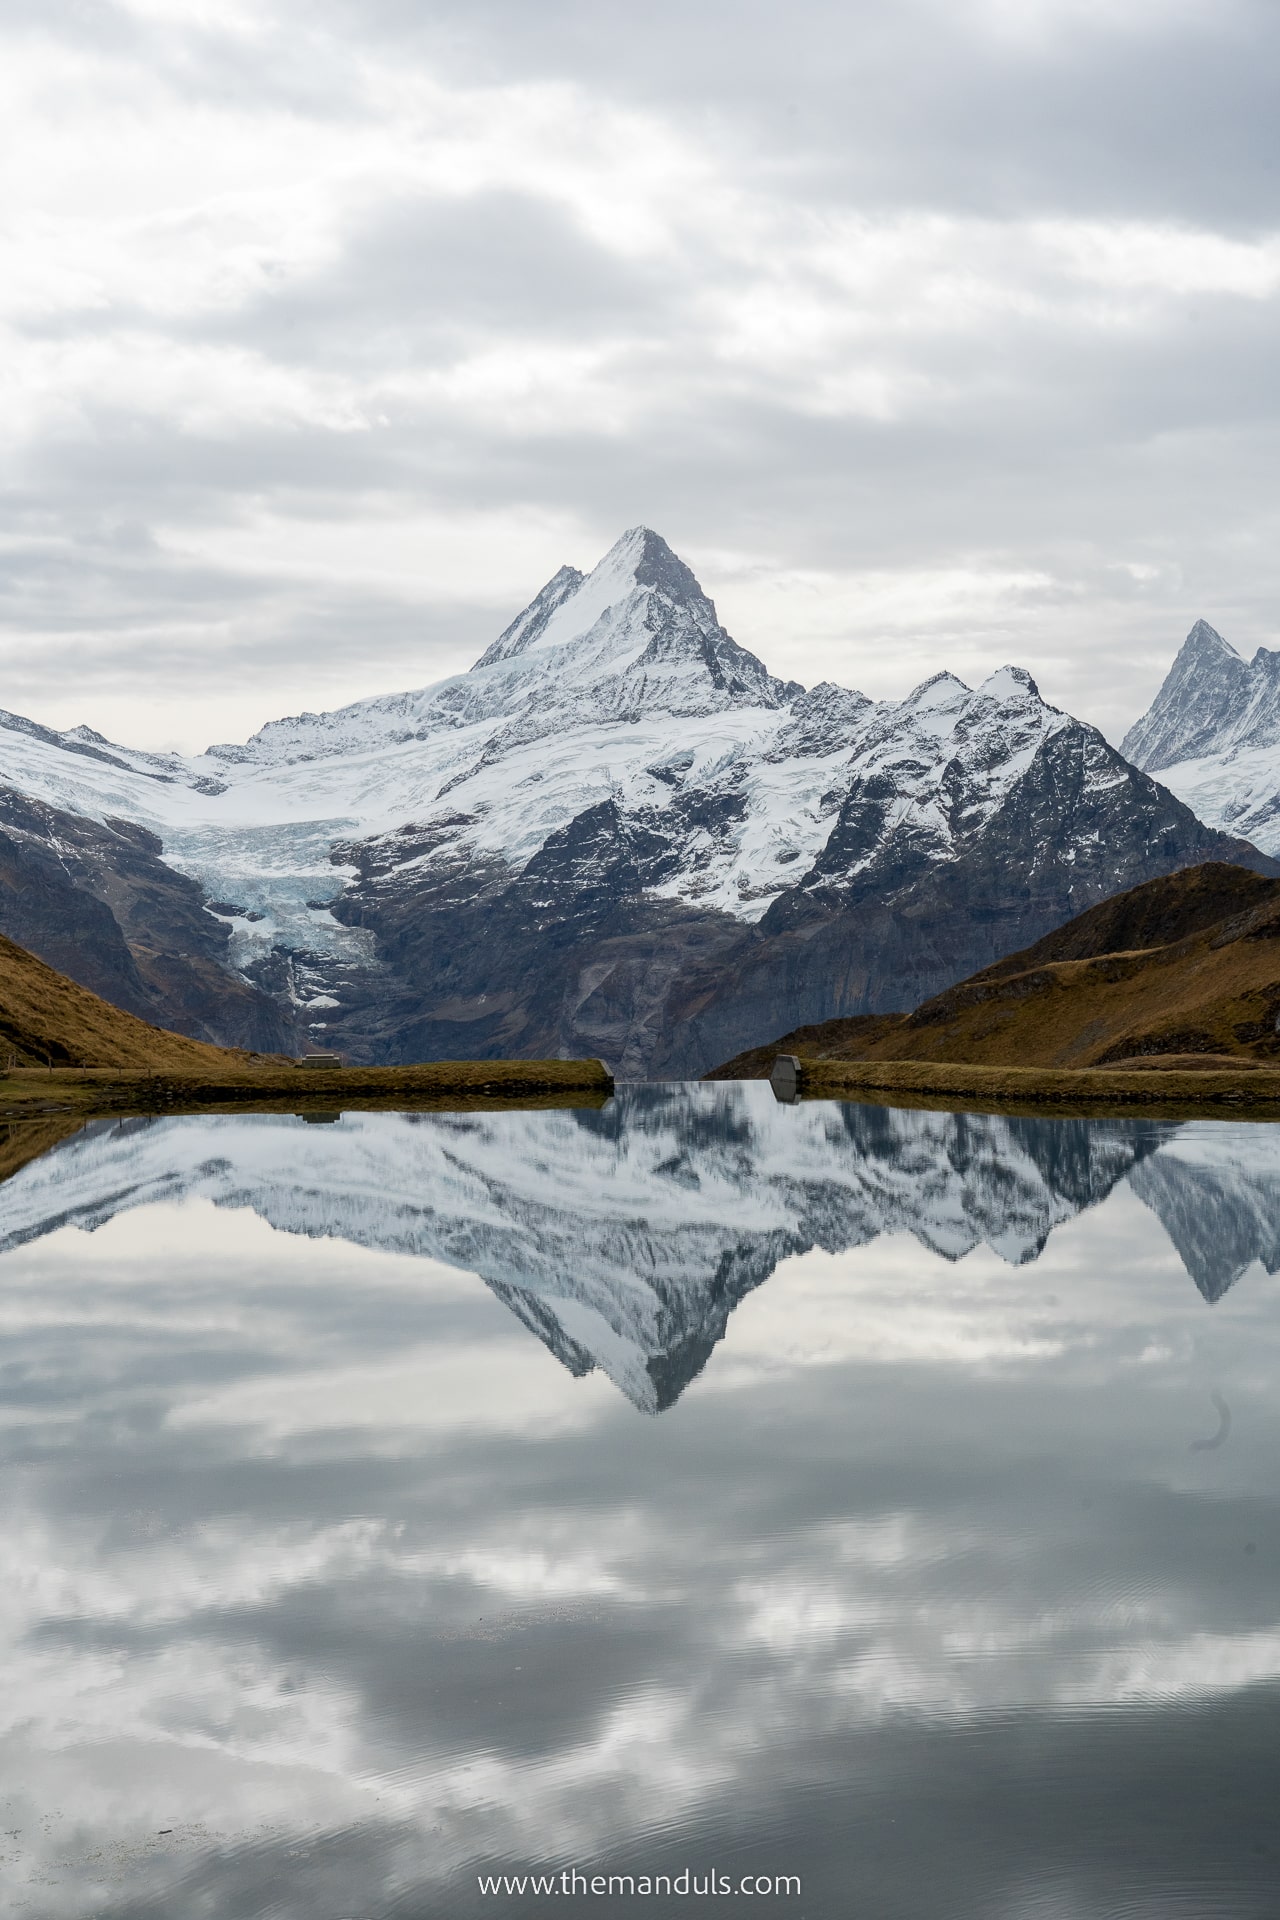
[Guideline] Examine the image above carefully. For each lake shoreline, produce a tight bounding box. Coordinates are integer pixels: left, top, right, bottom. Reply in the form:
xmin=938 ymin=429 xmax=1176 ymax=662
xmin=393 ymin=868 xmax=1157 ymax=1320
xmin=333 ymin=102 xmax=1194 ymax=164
xmin=788 ymin=1055 xmax=1280 ymax=1120
xmin=0 ymin=1057 xmax=614 ymax=1118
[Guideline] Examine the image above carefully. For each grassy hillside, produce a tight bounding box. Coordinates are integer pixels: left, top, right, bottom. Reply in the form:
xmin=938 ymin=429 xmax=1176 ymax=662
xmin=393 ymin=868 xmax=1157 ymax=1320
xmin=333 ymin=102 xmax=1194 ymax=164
xmin=0 ymin=929 xmax=615 ymax=1117
xmin=0 ymin=928 xmax=271 ymax=1070
xmin=0 ymin=926 xmax=616 ymax=1124
xmin=707 ymin=863 xmax=1280 ymax=1077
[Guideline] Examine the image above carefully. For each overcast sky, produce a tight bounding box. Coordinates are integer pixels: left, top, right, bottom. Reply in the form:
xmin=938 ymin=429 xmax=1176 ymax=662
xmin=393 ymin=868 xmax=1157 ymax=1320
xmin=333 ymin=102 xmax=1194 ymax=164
xmin=2 ymin=0 xmax=1278 ymax=752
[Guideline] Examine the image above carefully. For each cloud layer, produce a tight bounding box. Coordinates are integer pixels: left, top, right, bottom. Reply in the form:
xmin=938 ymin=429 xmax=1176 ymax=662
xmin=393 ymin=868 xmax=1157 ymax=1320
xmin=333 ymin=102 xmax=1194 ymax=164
xmin=3 ymin=0 xmax=1279 ymax=748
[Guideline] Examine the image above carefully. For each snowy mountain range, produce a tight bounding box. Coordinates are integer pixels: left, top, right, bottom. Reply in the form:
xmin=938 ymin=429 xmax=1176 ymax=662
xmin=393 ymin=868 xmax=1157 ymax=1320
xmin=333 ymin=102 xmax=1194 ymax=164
xmin=0 ymin=530 xmax=1270 ymax=1075
xmin=0 ymin=1089 xmax=1271 ymax=1410
xmin=1122 ymin=618 xmax=1280 ymax=857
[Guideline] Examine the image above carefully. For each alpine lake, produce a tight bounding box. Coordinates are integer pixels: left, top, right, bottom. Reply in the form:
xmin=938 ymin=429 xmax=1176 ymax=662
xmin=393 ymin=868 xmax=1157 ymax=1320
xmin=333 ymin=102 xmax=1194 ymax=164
xmin=1 ymin=1083 xmax=1278 ymax=1919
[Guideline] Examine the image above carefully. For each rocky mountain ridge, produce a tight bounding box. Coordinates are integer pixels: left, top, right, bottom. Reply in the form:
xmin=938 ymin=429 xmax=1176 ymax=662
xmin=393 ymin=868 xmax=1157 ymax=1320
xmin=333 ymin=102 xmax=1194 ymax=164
xmin=0 ymin=530 xmax=1271 ymax=1075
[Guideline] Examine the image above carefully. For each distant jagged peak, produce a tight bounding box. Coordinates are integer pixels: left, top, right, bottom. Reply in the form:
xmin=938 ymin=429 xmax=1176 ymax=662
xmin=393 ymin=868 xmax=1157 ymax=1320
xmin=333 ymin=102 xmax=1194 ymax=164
xmin=897 ymin=665 xmax=1047 ymax=719
xmin=1122 ymin=617 xmax=1258 ymax=775
xmin=829 ymin=667 xmax=1051 ymax=779
xmin=899 ymin=669 xmax=972 ymax=710
xmin=0 ymin=704 xmax=184 ymax=782
xmin=1182 ymin=617 xmax=1239 ymax=662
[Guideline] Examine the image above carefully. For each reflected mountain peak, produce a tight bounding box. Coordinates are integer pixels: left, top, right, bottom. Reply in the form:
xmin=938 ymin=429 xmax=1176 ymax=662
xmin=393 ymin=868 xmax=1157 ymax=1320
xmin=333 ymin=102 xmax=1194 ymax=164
xmin=0 ymin=1090 xmax=1274 ymax=1410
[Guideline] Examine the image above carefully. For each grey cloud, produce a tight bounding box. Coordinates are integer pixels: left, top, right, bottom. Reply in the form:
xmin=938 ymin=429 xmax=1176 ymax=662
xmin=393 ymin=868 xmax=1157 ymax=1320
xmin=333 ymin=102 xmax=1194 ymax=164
xmin=9 ymin=271 xmax=1280 ymax=734
xmin=15 ymin=189 xmax=656 ymax=361
xmin=208 ymin=190 xmax=671 ymax=365
xmin=327 ymin=0 xmax=1280 ymax=225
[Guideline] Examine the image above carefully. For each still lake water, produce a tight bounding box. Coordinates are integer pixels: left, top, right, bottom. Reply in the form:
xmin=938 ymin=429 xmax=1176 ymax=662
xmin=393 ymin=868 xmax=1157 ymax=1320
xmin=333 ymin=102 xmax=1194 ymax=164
xmin=0 ymin=1084 xmax=1278 ymax=1918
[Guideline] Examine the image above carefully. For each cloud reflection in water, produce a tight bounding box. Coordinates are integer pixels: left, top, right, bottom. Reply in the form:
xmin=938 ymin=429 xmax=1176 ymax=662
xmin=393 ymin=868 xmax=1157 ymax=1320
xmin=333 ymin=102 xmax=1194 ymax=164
xmin=0 ymin=1088 xmax=1278 ymax=1917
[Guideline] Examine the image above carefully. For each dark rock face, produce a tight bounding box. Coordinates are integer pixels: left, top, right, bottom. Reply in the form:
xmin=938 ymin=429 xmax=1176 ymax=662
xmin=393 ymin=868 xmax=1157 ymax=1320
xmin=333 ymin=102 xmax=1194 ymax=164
xmin=326 ymin=809 xmax=746 ymax=1068
xmin=0 ymin=787 xmax=299 ymax=1052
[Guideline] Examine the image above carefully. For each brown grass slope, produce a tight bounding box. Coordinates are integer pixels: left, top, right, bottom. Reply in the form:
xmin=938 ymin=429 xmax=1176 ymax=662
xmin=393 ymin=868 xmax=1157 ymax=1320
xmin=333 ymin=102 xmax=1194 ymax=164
xmin=0 ymin=928 xmax=273 ymax=1070
xmin=707 ymin=863 xmax=1280 ymax=1076
xmin=0 ymin=1116 xmax=88 ymax=1185
xmin=702 ymin=1015 xmax=905 ymax=1081
xmin=1 ymin=931 xmax=614 ymax=1122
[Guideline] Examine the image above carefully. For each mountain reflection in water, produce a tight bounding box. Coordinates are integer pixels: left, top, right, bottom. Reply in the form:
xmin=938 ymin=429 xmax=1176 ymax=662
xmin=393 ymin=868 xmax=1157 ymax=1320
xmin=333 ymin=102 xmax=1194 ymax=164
xmin=0 ymin=1086 xmax=1274 ymax=1409
xmin=1 ymin=1086 xmax=1279 ymax=1920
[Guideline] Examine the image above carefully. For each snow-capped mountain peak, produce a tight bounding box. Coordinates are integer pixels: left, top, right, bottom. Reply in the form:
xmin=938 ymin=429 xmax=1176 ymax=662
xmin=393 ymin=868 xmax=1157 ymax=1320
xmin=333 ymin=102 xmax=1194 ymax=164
xmin=1121 ymin=619 xmax=1253 ymax=775
xmin=202 ymin=527 xmax=795 ymax=776
xmin=781 ymin=666 xmax=1072 ymax=906
xmin=1122 ymin=618 xmax=1280 ymax=854
xmin=977 ymin=663 xmax=1041 ymax=705
xmin=497 ymin=526 xmax=701 ymax=664
xmin=469 ymin=524 xmax=797 ymax=712
xmin=892 ymin=666 xmax=1042 ymax=737
xmin=900 ymin=669 xmax=971 ymax=713
xmin=0 ymin=536 xmax=1270 ymax=1075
